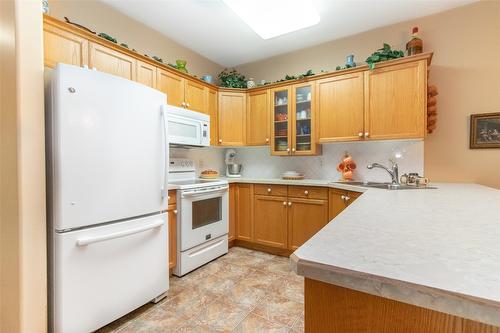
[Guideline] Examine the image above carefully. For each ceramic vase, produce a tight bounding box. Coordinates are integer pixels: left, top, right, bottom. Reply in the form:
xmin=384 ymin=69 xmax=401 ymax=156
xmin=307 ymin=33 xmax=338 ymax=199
xmin=247 ymin=78 xmax=256 ymax=89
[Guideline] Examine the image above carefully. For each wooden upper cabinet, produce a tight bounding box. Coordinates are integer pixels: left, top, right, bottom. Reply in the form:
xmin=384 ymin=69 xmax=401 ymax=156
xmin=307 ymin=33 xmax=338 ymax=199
xmin=291 ymin=83 xmax=319 ymax=156
xmin=235 ymin=184 xmax=253 ymax=242
xmin=157 ymin=69 xmax=185 ymax=107
xmin=247 ymin=89 xmax=270 ymax=146
xmin=271 ymin=86 xmax=292 ymax=155
xmin=364 ymin=60 xmax=427 ymax=140
xmin=218 ymin=91 xmax=246 ymax=146
xmin=136 ymin=60 xmax=157 ymax=88
xmin=43 ymin=23 xmax=88 ymax=68
xmin=317 ymin=73 xmax=365 ymax=142
xmin=288 ymin=197 xmax=329 ymax=250
xmin=185 ymin=80 xmax=207 ymax=113
xmin=207 ymin=89 xmax=218 ymax=146
xmin=254 ymin=195 xmax=288 ymax=249
xmin=89 ymin=42 xmax=136 ymax=81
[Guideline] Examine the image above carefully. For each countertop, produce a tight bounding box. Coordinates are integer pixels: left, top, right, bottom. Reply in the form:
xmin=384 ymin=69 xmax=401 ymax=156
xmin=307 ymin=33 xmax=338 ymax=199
xmin=168 ymin=177 xmax=368 ymax=192
xmin=290 ymin=183 xmax=500 ymax=326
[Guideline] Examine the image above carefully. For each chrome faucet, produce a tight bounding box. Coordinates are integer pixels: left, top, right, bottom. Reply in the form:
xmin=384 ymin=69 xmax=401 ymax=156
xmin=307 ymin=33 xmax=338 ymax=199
xmin=367 ymin=160 xmax=400 ymax=185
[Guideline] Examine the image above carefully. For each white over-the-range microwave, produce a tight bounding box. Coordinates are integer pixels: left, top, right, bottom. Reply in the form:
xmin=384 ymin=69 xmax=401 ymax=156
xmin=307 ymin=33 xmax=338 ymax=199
xmin=167 ymin=106 xmax=210 ymax=147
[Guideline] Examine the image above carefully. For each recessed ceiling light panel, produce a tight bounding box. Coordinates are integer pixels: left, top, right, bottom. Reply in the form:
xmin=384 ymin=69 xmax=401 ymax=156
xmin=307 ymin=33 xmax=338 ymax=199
xmin=222 ymin=0 xmax=320 ymax=39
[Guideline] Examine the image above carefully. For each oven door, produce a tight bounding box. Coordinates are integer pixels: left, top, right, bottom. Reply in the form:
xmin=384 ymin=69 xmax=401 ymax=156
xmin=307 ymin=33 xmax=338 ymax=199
xmin=179 ymin=186 xmax=228 ymax=251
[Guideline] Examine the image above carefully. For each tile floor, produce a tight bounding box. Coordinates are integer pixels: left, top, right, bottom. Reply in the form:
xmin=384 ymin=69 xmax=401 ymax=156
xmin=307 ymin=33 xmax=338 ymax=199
xmin=98 ymin=247 xmax=304 ymax=333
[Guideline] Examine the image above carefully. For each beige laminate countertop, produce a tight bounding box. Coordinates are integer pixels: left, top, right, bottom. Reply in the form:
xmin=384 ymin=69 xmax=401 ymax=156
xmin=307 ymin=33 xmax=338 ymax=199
xmin=290 ymin=183 xmax=500 ymax=327
xmin=168 ymin=177 xmax=367 ymax=192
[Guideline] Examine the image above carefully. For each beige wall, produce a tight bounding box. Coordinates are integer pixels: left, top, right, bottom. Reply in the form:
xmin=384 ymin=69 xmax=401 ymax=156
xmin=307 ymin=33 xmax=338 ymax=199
xmin=0 ymin=0 xmax=47 ymax=332
xmin=48 ymin=0 xmax=223 ymax=78
xmin=237 ymin=1 xmax=500 ymax=189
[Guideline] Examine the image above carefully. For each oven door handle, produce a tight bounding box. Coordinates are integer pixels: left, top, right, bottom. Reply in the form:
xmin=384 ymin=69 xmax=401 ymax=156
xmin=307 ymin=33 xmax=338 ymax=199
xmin=181 ymin=186 xmax=228 ymax=198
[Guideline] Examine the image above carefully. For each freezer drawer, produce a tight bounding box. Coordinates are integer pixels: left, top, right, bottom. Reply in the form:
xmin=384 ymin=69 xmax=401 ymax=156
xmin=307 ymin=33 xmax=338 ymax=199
xmin=50 ymin=213 xmax=168 ymax=333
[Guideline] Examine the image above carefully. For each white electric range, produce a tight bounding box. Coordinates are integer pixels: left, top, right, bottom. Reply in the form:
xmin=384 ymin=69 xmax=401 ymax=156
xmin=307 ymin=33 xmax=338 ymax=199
xmin=169 ymin=158 xmax=228 ymax=276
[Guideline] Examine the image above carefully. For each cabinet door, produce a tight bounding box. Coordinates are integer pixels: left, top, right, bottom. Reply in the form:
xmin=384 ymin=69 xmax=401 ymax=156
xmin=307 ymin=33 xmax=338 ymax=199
xmin=254 ymin=195 xmax=288 ymax=249
xmin=328 ymin=189 xmax=348 ymax=220
xmin=89 ymin=42 xmax=136 ymax=80
xmin=288 ymin=198 xmax=329 ymax=250
xmin=346 ymin=191 xmax=362 ymax=206
xmin=236 ymin=184 xmax=253 ymax=241
xmin=291 ymin=83 xmax=318 ymax=155
xmin=247 ymin=89 xmax=270 ymax=146
xmin=271 ymin=86 xmax=292 ymax=155
xmin=167 ymin=205 xmax=177 ymax=269
xmin=228 ymin=184 xmax=236 ymax=243
xmin=364 ymin=60 xmax=426 ymax=140
xmin=157 ymin=69 xmax=185 ymax=107
xmin=317 ymin=73 xmax=364 ymax=142
xmin=207 ymin=89 xmax=218 ymax=146
xmin=136 ymin=60 xmax=157 ymax=88
xmin=218 ymin=92 xmax=246 ymax=146
xmin=185 ymin=80 xmax=207 ymax=114
xmin=44 ymin=23 xmax=88 ymax=68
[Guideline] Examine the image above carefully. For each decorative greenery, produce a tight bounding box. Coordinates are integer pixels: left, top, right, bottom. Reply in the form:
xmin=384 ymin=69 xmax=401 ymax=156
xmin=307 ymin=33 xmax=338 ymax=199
xmin=98 ymin=32 xmax=117 ymax=44
xmin=120 ymin=43 xmax=129 ymax=49
xmin=274 ymin=69 xmax=315 ymax=83
xmin=365 ymin=43 xmax=404 ymax=69
xmin=218 ymin=68 xmax=247 ymax=88
xmin=335 ymin=64 xmax=354 ymax=71
xmin=168 ymin=63 xmax=178 ymax=69
xmin=152 ymin=56 xmax=164 ymax=63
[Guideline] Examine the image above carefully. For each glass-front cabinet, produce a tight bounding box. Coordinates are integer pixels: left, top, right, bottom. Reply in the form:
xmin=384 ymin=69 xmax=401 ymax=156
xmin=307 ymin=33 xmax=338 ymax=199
xmin=271 ymin=83 xmax=319 ymax=156
xmin=271 ymin=87 xmax=291 ymax=155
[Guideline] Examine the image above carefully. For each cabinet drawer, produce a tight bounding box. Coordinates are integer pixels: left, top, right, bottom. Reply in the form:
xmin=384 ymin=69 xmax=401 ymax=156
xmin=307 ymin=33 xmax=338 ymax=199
xmin=168 ymin=190 xmax=177 ymax=205
xmin=254 ymin=184 xmax=288 ymax=196
xmin=288 ymin=186 xmax=328 ymax=200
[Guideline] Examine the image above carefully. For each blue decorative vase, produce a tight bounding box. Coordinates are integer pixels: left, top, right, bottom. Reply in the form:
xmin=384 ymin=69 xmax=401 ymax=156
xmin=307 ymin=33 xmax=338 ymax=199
xmin=346 ymin=54 xmax=356 ymax=68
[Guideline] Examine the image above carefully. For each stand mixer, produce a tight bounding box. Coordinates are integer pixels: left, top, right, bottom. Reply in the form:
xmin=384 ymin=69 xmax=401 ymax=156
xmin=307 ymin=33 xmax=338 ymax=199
xmin=225 ymin=149 xmax=242 ymax=178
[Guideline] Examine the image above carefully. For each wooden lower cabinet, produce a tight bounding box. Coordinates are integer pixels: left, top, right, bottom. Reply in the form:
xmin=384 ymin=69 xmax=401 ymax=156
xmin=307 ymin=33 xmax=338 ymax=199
xmin=228 ymin=184 xmax=236 ymax=243
xmin=305 ymin=278 xmax=499 ymax=333
xmin=288 ymin=197 xmax=329 ymax=250
xmin=329 ymin=188 xmax=361 ymax=220
xmin=254 ymin=195 xmax=288 ymax=248
xmin=167 ymin=190 xmax=177 ymax=270
xmin=235 ymin=184 xmax=253 ymax=242
xmin=231 ymin=184 xmax=358 ymax=254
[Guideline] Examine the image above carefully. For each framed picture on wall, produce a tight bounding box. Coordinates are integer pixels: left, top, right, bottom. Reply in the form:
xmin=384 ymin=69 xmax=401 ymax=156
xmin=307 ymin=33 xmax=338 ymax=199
xmin=470 ymin=112 xmax=500 ymax=149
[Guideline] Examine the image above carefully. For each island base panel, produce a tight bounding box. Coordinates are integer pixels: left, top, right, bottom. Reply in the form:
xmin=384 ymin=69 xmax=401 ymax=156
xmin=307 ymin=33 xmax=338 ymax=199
xmin=305 ymin=278 xmax=500 ymax=333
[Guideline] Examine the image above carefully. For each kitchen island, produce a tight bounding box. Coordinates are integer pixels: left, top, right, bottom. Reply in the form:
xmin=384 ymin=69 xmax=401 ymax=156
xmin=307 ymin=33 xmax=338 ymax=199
xmin=290 ymin=183 xmax=500 ymax=333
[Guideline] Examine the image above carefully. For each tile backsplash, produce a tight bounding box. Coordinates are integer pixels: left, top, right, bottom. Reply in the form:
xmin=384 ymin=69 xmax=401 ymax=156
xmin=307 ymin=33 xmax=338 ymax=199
xmin=170 ymin=140 xmax=424 ymax=183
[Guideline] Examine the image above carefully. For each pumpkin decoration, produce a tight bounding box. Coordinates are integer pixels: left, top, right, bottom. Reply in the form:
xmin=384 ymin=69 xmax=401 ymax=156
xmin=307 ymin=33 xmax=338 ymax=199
xmin=337 ymin=152 xmax=357 ymax=181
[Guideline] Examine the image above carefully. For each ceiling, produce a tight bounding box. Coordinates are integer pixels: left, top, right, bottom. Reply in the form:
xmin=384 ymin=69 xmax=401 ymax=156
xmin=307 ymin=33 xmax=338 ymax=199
xmin=101 ymin=0 xmax=475 ymax=67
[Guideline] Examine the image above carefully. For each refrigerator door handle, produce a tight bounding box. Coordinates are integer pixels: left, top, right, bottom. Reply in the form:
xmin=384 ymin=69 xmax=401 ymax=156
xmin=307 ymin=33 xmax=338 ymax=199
xmin=160 ymin=105 xmax=168 ymax=198
xmin=76 ymin=219 xmax=164 ymax=246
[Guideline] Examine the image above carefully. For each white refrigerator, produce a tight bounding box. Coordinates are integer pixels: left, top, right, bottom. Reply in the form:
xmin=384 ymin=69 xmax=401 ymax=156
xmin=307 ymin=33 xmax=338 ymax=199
xmin=46 ymin=64 xmax=169 ymax=333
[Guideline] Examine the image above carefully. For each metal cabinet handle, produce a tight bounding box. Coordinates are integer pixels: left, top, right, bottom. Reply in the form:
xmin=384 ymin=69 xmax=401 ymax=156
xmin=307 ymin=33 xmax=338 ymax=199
xmin=288 ymin=202 xmax=292 ymax=206
xmin=168 ymin=195 xmax=171 ymax=200
xmin=266 ymin=138 xmax=269 ymax=143
xmin=283 ymin=201 xmax=287 ymax=206
xmin=286 ymin=148 xmax=290 ymax=152
xmin=345 ymin=196 xmax=351 ymax=201
xmin=292 ymin=147 xmax=296 ymax=152
xmin=267 ymin=188 xmax=272 ymax=193
xmin=218 ymin=139 xmax=222 ymax=143
xmin=181 ymin=102 xmax=186 ymax=107
xmin=341 ymin=195 xmax=346 ymax=200
xmin=364 ymin=132 xmax=370 ymax=138
xmin=186 ymin=103 xmax=190 ymax=108
xmin=173 ymin=209 xmax=178 ymax=214
xmin=304 ymin=190 xmax=309 ymax=195
xmin=358 ymin=132 xmax=364 ymax=138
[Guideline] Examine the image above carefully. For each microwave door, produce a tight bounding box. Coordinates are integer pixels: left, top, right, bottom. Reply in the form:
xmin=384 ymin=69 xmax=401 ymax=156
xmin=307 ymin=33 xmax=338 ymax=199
xmin=168 ymin=118 xmax=201 ymax=146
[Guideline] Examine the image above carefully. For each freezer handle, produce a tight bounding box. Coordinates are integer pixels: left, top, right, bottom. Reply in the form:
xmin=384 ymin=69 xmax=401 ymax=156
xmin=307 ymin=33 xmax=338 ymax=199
xmin=160 ymin=105 xmax=168 ymax=198
xmin=76 ymin=219 xmax=164 ymax=246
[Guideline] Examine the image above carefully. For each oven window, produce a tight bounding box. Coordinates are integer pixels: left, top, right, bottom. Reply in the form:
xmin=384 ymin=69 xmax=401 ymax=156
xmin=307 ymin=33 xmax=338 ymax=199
xmin=192 ymin=197 xmax=221 ymax=229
